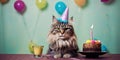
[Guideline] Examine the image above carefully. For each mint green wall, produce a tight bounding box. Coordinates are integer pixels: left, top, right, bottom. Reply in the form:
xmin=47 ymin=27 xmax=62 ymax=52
xmin=0 ymin=0 xmax=120 ymax=54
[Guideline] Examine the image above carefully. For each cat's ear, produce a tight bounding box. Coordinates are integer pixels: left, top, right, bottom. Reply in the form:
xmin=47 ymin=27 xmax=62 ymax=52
xmin=52 ymin=16 xmax=58 ymax=24
xmin=69 ymin=16 xmax=74 ymax=25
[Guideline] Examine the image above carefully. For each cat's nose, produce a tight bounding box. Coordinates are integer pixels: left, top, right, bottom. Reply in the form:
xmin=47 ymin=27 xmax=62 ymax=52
xmin=60 ymin=29 xmax=64 ymax=34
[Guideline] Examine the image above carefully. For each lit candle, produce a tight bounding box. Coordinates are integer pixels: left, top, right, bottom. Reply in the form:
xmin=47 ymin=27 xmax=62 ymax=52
xmin=90 ymin=24 xmax=94 ymax=40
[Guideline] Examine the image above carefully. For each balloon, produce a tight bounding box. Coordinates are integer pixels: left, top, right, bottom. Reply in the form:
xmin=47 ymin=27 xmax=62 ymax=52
xmin=101 ymin=0 xmax=115 ymax=4
xmin=101 ymin=0 xmax=110 ymax=3
xmin=101 ymin=0 xmax=113 ymax=4
xmin=55 ymin=1 xmax=67 ymax=15
xmin=36 ymin=0 xmax=48 ymax=10
xmin=74 ymin=0 xmax=86 ymax=7
xmin=0 ymin=0 xmax=9 ymax=4
xmin=14 ymin=0 xmax=26 ymax=14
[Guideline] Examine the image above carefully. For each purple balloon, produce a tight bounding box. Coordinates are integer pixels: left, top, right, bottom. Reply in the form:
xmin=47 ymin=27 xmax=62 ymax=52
xmin=14 ymin=0 xmax=26 ymax=13
xmin=101 ymin=0 xmax=110 ymax=3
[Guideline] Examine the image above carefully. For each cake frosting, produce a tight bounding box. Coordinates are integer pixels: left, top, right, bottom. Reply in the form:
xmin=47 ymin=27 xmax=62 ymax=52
xmin=83 ymin=40 xmax=101 ymax=52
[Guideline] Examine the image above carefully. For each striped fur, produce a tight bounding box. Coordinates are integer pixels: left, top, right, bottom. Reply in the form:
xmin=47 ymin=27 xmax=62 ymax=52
xmin=47 ymin=16 xmax=79 ymax=58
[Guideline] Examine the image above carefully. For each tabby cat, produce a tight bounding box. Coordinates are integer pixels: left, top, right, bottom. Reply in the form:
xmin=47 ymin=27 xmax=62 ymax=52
xmin=47 ymin=16 xmax=79 ymax=58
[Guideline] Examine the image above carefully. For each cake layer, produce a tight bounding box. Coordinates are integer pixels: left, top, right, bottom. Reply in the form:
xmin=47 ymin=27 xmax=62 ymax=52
xmin=83 ymin=43 xmax=101 ymax=52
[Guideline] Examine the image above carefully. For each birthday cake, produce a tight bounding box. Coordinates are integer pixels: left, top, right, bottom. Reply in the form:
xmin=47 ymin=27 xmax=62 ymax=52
xmin=83 ymin=40 xmax=101 ymax=52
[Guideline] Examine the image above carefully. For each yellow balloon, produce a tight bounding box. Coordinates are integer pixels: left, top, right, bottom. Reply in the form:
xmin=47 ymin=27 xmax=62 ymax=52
xmin=74 ymin=0 xmax=86 ymax=7
xmin=36 ymin=0 xmax=47 ymax=10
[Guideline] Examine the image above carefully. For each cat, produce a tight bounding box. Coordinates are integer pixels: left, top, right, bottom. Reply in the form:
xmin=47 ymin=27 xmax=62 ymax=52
xmin=47 ymin=16 xmax=79 ymax=58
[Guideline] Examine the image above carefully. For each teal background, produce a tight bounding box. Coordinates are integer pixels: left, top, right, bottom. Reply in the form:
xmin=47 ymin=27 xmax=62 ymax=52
xmin=0 ymin=0 xmax=120 ymax=54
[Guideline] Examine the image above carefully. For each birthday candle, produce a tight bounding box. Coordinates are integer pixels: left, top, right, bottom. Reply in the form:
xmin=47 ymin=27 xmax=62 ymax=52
xmin=90 ymin=24 xmax=94 ymax=40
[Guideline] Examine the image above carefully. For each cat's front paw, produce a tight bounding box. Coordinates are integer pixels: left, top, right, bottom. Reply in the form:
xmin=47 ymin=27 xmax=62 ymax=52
xmin=54 ymin=54 xmax=61 ymax=58
xmin=63 ymin=54 xmax=71 ymax=58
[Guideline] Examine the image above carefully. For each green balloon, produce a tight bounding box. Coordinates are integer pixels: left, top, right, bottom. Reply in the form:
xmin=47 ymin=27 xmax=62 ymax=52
xmin=36 ymin=0 xmax=48 ymax=10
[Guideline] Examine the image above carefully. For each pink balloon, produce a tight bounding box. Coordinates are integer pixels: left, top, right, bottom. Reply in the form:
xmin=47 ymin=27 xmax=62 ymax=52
xmin=14 ymin=0 xmax=26 ymax=13
xmin=101 ymin=0 xmax=110 ymax=3
xmin=101 ymin=0 xmax=114 ymax=4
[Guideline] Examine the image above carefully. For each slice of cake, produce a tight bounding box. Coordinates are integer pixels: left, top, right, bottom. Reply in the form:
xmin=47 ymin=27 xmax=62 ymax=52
xmin=83 ymin=40 xmax=101 ymax=52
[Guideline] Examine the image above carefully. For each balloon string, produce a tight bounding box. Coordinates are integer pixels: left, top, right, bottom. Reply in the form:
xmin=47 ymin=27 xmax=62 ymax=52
xmin=1 ymin=4 xmax=5 ymax=49
xmin=1 ymin=7 xmax=3 ymax=21
xmin=31 ymin=11 xmax=40 ymax=40
xmin=22 ymin=11 xmax=40 ymax=40
xmin=22 ymin=15 xmax=32 ymax=40
xmin=1 ymin=6 xmax=3 ymax=49
xmin=1 ymin=5 xmax=4 ymax=22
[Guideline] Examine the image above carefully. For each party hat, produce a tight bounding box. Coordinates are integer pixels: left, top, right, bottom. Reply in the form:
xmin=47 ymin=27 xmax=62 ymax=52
xmin=57 ymin=7 xmax=69 ymax=23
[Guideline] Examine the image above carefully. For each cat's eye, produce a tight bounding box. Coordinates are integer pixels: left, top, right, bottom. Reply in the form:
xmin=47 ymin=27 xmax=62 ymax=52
xmin=65 ymin=29 xmax=73 ymax=36
xmin=52 ymin=31 xmax=56 ymax=34
xmin=54 ymin=28 xmax=60 ymax=31
xmin=52 ymin=28 xmax=60 ymax=34
xmin=65 ymin=29 xmax=71 ymax=33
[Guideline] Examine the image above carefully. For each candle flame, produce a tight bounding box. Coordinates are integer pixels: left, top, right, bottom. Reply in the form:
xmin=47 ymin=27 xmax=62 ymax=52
xmin=91 ymin=24 xmax=94 ymax=29
xmin=38 ymin=0 xmax=42 ymax=2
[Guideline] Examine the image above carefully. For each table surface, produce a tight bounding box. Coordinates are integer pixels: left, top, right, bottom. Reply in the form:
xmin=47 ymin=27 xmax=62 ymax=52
xmin=0 ymin=54 xmax=120 ymax=60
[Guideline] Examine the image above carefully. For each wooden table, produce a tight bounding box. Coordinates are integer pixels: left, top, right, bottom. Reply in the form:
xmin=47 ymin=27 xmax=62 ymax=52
xmin=0 ymin=54 xmax=120 ymax=60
